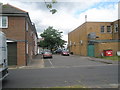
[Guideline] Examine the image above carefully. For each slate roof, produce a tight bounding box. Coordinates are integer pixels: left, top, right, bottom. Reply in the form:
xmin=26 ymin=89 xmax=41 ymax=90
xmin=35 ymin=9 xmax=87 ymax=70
xmin=1 ymin=4 xmax=27 ymax=14
xmin=0 ymin=4 xmax=38 ymax=38
xmin=0 ymin=4 xmax=28 ymax=17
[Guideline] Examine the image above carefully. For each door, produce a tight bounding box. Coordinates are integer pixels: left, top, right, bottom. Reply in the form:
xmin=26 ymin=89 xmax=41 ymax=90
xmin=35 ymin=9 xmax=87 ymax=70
xmin=7 ymin=42 xmax=17 ymax=65
xmin=87 ymin=45 xmax=94 ymax=57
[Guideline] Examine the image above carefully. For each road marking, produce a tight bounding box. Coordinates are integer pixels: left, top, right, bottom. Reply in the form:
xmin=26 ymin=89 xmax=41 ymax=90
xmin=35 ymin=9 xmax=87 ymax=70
xmin=48 ymin=59 xmax=54 ymax=68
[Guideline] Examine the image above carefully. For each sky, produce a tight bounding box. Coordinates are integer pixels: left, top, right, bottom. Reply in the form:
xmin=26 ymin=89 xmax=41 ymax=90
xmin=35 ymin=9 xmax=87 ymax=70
xmin=0 ymin=0 xmax=119 ymax=43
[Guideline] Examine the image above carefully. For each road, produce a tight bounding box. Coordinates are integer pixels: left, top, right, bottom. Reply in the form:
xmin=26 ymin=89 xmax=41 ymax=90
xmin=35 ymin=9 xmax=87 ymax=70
xmin=2 ymin=54 xmax=118 ymax=88
xmin=44 ymin=55 xmax=107 ymax=68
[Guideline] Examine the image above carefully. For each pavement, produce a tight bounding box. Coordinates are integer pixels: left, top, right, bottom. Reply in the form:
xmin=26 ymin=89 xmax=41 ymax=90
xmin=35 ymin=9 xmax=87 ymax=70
xmin=9 ymin=54 xmax=118 ymax=69
xmin=26 ymin=54 xmax=44 ymax=69
xmin=9 ymin=54 xmax=44 ymax=69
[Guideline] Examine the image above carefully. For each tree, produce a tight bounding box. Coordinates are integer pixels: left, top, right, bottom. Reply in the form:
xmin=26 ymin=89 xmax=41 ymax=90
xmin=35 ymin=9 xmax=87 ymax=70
xmin=39 ymin=26 xmax=66 ymax=51
xmin=44 ymin=0 xmax=57 ymax=14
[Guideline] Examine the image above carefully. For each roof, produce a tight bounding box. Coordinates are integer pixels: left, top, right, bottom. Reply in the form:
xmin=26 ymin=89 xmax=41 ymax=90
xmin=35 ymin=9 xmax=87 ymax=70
xmin=0 ymin=4 xmax=38 ymax=38
xmin=1 ymin=4 xmax=27 ymax=14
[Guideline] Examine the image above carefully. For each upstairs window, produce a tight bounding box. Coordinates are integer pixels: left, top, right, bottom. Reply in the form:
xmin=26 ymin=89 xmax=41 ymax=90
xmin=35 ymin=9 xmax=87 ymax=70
xmin=26 ymin=22 xmax=28 ymax=31
xmin=107 ymin=26 xmax=111 ymax=33
xmin=0 ymin=16 xmax=8 ymax=28
xmin=69 ymin=41 xmax=72 ymax=46
xmin=100 ymin=26 xmax=105 ymax=33
xmin=114 ymin=24 xmax=118 ymax=33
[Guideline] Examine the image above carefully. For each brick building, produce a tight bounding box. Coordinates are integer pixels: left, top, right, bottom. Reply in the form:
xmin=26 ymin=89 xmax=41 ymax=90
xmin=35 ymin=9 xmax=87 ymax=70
xmin=0 ymin=4 xmax=38 ymax=66
xmin=68 ymin=19 xmax=120 ymax=57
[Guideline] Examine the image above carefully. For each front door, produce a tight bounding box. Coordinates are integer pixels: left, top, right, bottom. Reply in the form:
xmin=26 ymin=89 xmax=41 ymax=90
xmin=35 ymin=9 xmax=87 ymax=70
xmin=87 ymin=45 xmax=94 ymax=57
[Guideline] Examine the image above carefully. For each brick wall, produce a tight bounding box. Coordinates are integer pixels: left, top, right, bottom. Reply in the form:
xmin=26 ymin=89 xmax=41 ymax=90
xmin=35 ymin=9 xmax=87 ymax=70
xmin=1 ymin=16 xmax=37 ymax=66
xmin=2 ymin=16 xmax=26 ymax=40
xmin=68 ymin=22 xmax=113 ymax=56
xmin=94 ymin=42 xmax=119 ymax=57
xmin=86 ymin=22 xmax=112 ymax=40
xmin=26 ymin=22 xmax=35 ymax=61
xmin=17 ymin=42 xmax=26 ymax=66
xmin=112 ymin=20 xmax=119 ymax=40
xmin=68 ymin=23 xmax=87 ymax=56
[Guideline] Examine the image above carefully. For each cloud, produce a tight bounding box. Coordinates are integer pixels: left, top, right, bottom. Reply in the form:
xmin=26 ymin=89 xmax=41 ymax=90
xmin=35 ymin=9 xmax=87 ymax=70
xmin=78 ymin=3 xmax=118 ymax=22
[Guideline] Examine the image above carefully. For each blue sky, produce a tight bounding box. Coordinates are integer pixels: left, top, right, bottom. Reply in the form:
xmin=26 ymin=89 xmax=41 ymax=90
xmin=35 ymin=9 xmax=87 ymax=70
xmin=0 ymin=0 xmax=119 ymax=42
xmin=75 ymin=1 xmax=118 ymax=17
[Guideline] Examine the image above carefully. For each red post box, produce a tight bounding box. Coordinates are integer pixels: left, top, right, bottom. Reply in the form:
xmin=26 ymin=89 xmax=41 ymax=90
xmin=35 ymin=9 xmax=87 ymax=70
xmin=103 ymin=50 xmax=113 ymax=56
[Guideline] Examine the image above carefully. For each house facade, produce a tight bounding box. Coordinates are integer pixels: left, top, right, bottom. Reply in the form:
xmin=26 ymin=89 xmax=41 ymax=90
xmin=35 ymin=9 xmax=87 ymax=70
xmin=68 ymin=20 xmax=120 ymax=57
xmin=0 ymin=4 xmax=38 ymax=66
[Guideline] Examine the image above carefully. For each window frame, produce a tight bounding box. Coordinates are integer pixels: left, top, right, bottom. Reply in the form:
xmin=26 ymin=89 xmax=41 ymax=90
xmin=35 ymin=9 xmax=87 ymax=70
xmin=100 ymin=26 xmax=105 ymax=33
xmin=0 ymin=16 xmax=8 ymax=28
xmin=107 ymin=26 xmax=112 ymax=33
xmin=26 ymin=22 xmax=28 ymax=31
xmin=114 ymin=24 xmax=118 ymax=33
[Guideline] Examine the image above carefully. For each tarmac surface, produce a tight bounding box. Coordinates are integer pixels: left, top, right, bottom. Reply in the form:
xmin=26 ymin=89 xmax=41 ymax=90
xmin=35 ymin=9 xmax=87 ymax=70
xmin=9 ymin=54 xmax=118 ymax=69
xmin=3 ymin=54 xmax=119 ymax=88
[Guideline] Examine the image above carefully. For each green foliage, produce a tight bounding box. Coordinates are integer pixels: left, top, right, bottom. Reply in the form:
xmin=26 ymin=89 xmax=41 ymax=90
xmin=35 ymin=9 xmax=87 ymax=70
xmin=46 ymin=3 xmax=52 ymax=9
xmin=101 ymin=56 xmax=120 ymax=61
xmin=50 ymin=9 xmax=57 ymax=14
xmin=52 ymin=0 xmax=57 ymax=4
xmin=39 ymin=26 xmax=66 ymax=51
xmin=44 ymin=0 xmax=57 ymax=14
xmin=96 ymin=56 xmax=120 ymax=61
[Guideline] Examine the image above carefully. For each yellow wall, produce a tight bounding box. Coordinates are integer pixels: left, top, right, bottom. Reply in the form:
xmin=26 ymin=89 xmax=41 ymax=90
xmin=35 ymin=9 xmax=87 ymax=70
xmin=95 ymin=42 xmax=119 ymax=57
xmin=68 ymin=21 xmax=119 ymax=56
xmin=68 ymin=23 xmax=87 ymax=56
xmin=86 ymin=22 xmax=112 ymax=40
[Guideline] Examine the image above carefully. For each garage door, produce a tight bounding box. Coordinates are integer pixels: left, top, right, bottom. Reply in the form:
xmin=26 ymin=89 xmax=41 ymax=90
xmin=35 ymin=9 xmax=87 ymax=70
xmin=7 ymin=42 xmax=17 ymax=65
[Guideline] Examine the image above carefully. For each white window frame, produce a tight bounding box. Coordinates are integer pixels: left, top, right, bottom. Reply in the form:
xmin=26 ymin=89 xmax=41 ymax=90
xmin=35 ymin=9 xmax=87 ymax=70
xmin=69 ymin=41 xmax=72 ymax=46
xmin=0 ymin=16 xmax=8 ymax=28
xmin=73 ymin=42 xmax=76 ymax=46
xmin=26 ymin=42 xmax=28 ymax=54
xmin=26 ymin=22 xmax=28 ymax=31
xmin=114 ymin=24 xmax=118 ymax=33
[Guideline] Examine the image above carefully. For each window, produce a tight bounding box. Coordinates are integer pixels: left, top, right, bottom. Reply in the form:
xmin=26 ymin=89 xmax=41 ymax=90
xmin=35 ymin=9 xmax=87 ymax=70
xmin=26 ymin=22 xmax=28 ymax=31
xmin=73 ymin=42 xmax=76 ymax=46
xmin=107 ymin=26 xmax=111 ymax=33
xmin=26 ymin=42 xmax=28 ymax=54
xmin=114 ymin=24 xmax=118 ymax=33
xmin=69 ymin=41 xmax=72 ymax=46
xmin=100 ymin=26 xmax=105 ymax=33
xmin=0 ymin=16 xmax=8 ymax=28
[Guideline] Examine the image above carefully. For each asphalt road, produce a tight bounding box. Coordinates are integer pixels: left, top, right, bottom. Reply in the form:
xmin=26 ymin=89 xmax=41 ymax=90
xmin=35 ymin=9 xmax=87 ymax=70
xmin=44 ymin=55 xmax=107 ymax=68
xmin=2 ymin=54 xmax=118 ymax=88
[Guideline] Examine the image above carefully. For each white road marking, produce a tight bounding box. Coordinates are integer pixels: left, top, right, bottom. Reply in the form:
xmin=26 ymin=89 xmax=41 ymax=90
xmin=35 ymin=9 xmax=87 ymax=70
xmin=48 ymin=59 xmax=54 ymax=68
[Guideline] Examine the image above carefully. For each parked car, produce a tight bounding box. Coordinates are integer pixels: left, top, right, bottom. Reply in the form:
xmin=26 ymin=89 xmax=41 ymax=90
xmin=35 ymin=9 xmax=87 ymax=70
xmin=43 ymin=52 xmax=53 ymax=59
xmin=55 ymin=49 xmax=62 ymax=54
xmin=61 ymin=51 xmax=70 ymax=56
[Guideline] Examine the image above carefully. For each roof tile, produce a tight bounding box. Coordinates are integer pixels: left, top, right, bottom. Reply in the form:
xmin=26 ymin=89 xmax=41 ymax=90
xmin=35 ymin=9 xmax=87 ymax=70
xmin=2 ymin=4 xmax=27 ymax=14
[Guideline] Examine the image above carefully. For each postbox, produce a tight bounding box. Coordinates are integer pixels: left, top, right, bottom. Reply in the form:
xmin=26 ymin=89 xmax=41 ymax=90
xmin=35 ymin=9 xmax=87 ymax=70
xmin=103 ymin=50 xmax=113 ymax=56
